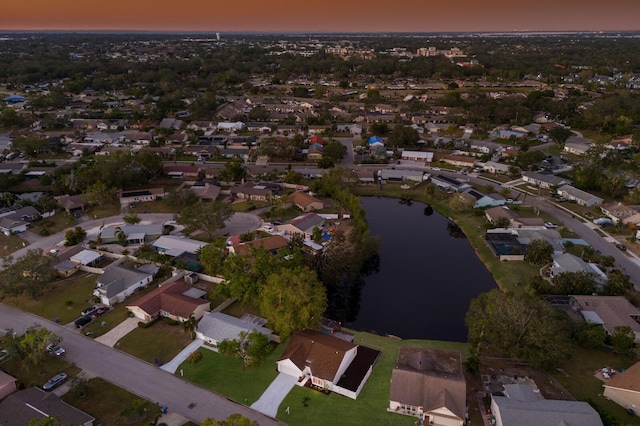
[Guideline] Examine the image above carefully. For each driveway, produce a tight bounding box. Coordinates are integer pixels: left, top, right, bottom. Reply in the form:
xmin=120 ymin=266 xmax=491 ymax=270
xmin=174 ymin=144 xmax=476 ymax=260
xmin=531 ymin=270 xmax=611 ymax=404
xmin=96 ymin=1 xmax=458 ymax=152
xmin=0 ymin=303 xmax=283 ymax=425
xmin=160 ymin=339 xmax=205 ymax=374
xmin=94 ymin=317 xmax=139 ymax=347
xmin=250 ymin=373 xmax=298 ymax=417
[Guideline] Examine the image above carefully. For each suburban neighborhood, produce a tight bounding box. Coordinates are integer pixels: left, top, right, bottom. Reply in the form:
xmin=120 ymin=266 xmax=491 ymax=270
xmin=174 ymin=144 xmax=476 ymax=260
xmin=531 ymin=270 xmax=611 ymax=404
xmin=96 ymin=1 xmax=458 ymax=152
xmin=0 ymin=30 xmax=639 ymax=426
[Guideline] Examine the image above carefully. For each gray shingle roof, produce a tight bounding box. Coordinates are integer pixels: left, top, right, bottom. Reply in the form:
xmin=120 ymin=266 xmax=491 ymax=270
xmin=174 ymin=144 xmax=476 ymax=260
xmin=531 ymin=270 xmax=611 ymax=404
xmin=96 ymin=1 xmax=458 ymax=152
xmin=197 ymin=312 xmax=272 ymax=343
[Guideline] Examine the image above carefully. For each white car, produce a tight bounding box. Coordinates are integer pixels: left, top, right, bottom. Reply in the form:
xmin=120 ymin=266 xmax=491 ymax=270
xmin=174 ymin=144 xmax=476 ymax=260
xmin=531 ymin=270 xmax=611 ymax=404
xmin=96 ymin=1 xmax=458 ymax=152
xmin=544 ymin=222 xmax=558 ymax=229
xmin=47 ymin=344 xmax=65 ymax=356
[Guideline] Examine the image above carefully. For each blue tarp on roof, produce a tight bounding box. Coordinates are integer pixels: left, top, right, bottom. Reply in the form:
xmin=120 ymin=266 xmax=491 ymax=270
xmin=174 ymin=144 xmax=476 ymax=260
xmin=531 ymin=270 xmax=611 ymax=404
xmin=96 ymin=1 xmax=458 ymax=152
xmin=368 ymin=135 xmax=384 ymax=145
xmin=3 ymin=96 xmax=25 ymax=103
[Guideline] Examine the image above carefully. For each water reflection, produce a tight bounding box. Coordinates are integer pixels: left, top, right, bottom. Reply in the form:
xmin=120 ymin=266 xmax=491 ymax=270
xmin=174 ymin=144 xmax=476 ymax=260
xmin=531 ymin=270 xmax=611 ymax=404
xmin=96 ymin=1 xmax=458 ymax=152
xmin=346 ymin=197 xmax=497 ymax=341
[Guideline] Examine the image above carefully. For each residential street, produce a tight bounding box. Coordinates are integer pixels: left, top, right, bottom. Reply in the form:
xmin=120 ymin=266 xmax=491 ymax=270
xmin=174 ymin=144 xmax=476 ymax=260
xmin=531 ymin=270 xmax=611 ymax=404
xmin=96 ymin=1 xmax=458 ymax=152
xmin=0 ymin=303 xmax=284 ymax=425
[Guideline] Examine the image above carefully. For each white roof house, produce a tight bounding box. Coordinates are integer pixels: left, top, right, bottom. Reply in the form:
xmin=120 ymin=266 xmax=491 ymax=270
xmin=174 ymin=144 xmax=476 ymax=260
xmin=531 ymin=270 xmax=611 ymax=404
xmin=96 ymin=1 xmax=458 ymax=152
xmin=195 ymin=312 xmax=274 ymax=347
xmin=152 ymin=235 xmax=207 ymax=257
xmin=69 ymin=249 xmax=103 ymax=266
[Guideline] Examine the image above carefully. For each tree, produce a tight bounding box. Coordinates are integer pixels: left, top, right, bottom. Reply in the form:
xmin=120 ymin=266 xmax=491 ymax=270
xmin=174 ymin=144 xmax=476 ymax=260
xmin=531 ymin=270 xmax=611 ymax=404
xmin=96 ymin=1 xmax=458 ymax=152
xmin=199 ymin=239 xmax=228 ymax=276
xmin=525 ymin=238 xmax=553 ymax=265
xmin=573 ymin=322 xmax=607 ymax=349
xmin=15 ymin=324 xmax=62 ymax=369
xmin=165 ymin=188 xmax=199 ymax=208
xmin=1 ymin=249 xmax=56 ymax=299
xmin=83 ymin=181 xmax=117 ymax=207
xmin=316 ymin=157 xmax=335 ymax=169
xmin=176 ymin=202 xmax=233 ymax=240
xmin=611 ymin=325 xmax=635 ymax=357
xmin=466 ymin=289 xmax=570 ymax=369
xmin=65 ymin=226 xmax=87 ymax=246
xmin=218 ymin=157 xmax=247 ymax=183
xmin=123 ymin=213 xmax=141 ymax=225
xmin=201 ymin=414 xmax=257 ymax=426
xmin=322 ymin=140 xmax=347 ymax=162
xmin=218 ymin=330 xmax=273 ymax=368
xmin=259 ymin=266 xmax=327 ymax=338
xmin=180 ymin=314 xmax=198 ymax=340
xmin=549 ymin=127 xmax=573 ymax=144
xmin=387 ymin=125 xmax=419 ymax=148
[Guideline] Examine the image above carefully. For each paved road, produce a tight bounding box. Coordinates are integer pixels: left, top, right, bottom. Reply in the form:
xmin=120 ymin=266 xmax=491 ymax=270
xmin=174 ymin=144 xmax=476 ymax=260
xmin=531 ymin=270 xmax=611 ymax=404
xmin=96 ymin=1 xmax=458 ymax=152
xmin=0 ymin=304 xmax=283 ymax=425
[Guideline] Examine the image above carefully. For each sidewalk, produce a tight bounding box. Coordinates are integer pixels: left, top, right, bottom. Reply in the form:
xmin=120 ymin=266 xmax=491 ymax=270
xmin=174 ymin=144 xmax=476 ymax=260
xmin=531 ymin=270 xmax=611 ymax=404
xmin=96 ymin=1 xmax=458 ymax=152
xmin=95 ymin=317 xmax=139 ymax=347
xmin=160 ymin=339 xmax=205 ymax=374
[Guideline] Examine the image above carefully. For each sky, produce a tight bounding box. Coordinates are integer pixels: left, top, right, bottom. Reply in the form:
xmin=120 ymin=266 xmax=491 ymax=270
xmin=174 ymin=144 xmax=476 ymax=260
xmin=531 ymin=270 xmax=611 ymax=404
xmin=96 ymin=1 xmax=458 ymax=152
xmin=1 ymin=0 xmax=639 ymax=33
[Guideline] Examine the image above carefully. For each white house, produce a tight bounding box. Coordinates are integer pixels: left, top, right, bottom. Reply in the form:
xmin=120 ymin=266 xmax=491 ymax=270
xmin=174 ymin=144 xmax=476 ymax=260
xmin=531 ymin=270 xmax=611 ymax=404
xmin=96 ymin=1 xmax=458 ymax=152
xmin=93 ymin=264 xmax=157 ymax=306
xmin=277 ymin=329 xmax=380 ymax=400
xmin=556 ymin=185 xmax=603 ymax=207
xmin=195 ymin=312 xmax=275 ymax=347
xmin=217 ymin=121 xmax=245 ymax=132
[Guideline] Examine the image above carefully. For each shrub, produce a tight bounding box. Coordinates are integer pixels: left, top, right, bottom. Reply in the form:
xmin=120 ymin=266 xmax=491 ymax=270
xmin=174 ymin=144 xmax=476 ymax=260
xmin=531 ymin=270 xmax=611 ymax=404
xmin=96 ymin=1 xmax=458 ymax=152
xmin=187 ymin=350 xmax=203 ymax=363
xmin=163 ymin=317 xmax=179 ymax=326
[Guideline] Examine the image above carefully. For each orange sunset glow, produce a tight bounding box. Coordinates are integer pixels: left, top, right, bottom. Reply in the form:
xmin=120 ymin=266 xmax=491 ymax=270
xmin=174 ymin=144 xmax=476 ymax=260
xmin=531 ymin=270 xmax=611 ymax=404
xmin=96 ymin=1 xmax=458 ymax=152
xmin=1 ymin=0 xmax=639 ymax=33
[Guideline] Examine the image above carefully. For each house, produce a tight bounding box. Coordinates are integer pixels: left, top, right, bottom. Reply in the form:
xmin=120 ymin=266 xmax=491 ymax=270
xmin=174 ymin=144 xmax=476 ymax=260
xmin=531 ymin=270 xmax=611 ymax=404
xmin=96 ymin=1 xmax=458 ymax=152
xmin=465 ymin=189 xmax=507 ymax=209
xmin=0 ymin=216 xmax=28 ymax=236
xmin=440 ymin=155 xmax=476 ymax=168
xmin=278 ymin=212 xmax=325 ymax=237
xmin=93 ymin=264 xmax=157 ymax=306
xmin=368 ymin=135 xmax=385 ymax=153
xmin=521 ymin=171 xmax=572 ymax=189
xmin=0 ymin=387 xmax=95 ymax=426
xmin=482 ymin=161 xmax=511 ymax=175
xmin=118 ymin=187 xmax=165 ymax=205
xmin=277 ymin=329 xmax=380 ymax=399
xmin=158 ymin=118 xmax=183 ymax=130
xmin=162 ymin=164 xmax=202 ymax=179
xmin=229 ymin=235 xmax=290 ymax=256
xmin=56 ymin=194 xmax=85 ymax=215
xmin=556 ymin=185 xmax=603 ymax=207
xmin=287 ymin=191 xmax=324 ymax=212
xmin=307 ymin=143 xmax=323 ymax=160
xmin=400 ymin=150 xmax=433 ymax=164
xmin=550 ymin=253 xmax=606 ymax=281
xmin=564 ymin=139 xmax=592 ymax=155
xmin=485 ymin=230 xmax=527 ymax=261
xmin=491 ymin=383 xmax=602 ymax=426
xmin=600 ymin=202 xmax=640 ymax=225
xmin=190 ymin=182 xmax=221 ymax=202
xmin=196 ymin=312 xmax=275 ymax=347
xmin=602 ymin=361 xmax=640 ymax=416
xmin=0 ymin=371 xmax=16 ymax=401
xmin=100 ymin=224 xmax=164 ymax=244
xmin=430 ymin=175 xmax=471 ymax=192
xmin=389 ymin=347 xmax=466 ymax=425
xmin=69 ymin=249 xmax=103 ymax=266
xmin=569 ymin=295 xmax=640 ymax=342
xmin=230 ymin=182 xmax=278 ymax=202
xmin=380 ymin=169 xmax=425 ymax=182
xmin=152 ymin=235 xmax=207 ymax=258
xmin=127 ymin=280 xmax=210 ymax=323
xmin=217 ymin=121 xmax=245 ymax=132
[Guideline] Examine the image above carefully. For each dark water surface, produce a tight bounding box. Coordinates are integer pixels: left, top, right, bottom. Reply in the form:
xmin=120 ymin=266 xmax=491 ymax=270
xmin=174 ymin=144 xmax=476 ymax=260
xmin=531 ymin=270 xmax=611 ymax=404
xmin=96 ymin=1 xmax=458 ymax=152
xmin=347 ymin=197 xmax=497 ymax=342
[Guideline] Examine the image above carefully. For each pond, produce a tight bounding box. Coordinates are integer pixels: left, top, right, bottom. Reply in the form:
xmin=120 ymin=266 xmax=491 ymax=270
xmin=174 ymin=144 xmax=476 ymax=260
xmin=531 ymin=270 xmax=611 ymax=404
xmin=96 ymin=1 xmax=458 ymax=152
xmin=346 ymin=197 xmax=497 ymax=342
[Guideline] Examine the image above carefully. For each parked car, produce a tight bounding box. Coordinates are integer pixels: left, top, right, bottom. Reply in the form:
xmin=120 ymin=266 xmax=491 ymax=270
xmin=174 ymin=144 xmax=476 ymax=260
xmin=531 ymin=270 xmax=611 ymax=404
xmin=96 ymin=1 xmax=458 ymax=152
xmin=74 ymin=316 xmax=92 ymax=329
xmin=0 ymin=349 xmax=10 ymax=363
xmin=42 ymin=373 xmax=67 ymax=391
xmin=81 ymin=306 xmax=99 ymax=316
xmin=47 ymin=344 xmax=65 ymax=356
xmin=90 ymin=307 xmax=109 ymax=318
xmin=544 ymin=222 xmax=558 ymax=229
xmin=593 ymin=217 xmax=613 ymax=227
xmin=615 ymin=243 xmax=627 ymax=251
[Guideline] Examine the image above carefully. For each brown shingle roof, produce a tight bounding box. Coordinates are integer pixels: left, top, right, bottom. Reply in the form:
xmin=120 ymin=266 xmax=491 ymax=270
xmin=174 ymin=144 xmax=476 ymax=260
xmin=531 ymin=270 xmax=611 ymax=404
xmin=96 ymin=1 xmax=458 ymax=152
xmin=233 ymin=235 xmax=289 ymax=257
xmin=279 ymin=329 xmax=356 ymax=381
xmin=128 ymin=281 xmax=208 ymax=319
xmin=604 ymin=361 xmax=640 ymax=393
xmin=287 ymin=191 xmax=323 ymax=209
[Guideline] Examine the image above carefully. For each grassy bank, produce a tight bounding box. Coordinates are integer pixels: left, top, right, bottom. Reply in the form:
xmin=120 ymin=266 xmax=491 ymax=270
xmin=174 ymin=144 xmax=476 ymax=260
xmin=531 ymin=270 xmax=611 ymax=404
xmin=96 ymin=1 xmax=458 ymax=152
xmin=353 ymin=182 xmax=540 ymax=292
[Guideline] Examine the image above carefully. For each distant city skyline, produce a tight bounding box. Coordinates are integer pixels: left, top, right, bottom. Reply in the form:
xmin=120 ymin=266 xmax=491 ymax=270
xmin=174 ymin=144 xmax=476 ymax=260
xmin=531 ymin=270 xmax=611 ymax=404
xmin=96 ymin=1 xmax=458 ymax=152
xmin=2 ymin=1 xmax=639 ymax=33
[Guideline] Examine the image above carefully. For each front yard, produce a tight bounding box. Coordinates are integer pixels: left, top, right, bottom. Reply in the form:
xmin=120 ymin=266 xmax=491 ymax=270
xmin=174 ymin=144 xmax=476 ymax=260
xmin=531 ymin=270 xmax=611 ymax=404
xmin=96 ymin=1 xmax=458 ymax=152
xmin=64 ymin=377 xmax=161 ymax=426
xmin=116 ymin=319 xmax=193 ymax=364
xmin=179 ymin=329 xmax=468 ymax=426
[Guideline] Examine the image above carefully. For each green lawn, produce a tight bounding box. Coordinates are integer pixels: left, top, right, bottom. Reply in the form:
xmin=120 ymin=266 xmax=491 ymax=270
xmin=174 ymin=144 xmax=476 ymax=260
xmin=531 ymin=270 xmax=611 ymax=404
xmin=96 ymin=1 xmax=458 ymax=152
xmin=179 ymin=329 xmax=468 ymax=426
xmin=276 ymin=331 xmax=468 ymax=426
xmin=3 ymin=273 xmax=97 ymax=324
xmin=0 ymin=353 xmax=80 ymax=389
xmin=116 ymin=319 xmax=193 ymax=364
xmin=64 ymin=377 xmax=160 ymax=426
xmin=554 ymin=346 xmax=640 ymax=425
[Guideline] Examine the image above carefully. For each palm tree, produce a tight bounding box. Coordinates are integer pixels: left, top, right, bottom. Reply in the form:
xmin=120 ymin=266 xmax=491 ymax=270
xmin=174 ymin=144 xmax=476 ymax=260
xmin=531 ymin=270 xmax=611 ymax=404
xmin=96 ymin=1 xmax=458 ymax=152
xmin=181 ymin=314 xmax=198 ymax=340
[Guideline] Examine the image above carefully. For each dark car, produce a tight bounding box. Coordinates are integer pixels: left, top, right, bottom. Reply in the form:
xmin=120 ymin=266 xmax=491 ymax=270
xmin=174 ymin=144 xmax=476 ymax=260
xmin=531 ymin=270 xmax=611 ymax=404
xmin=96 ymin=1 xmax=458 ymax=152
xmin=43 ymin=373 xmax=67 ymax=391
xmin=615 ymin=243 xmax=627 ymax=251
xmin=74 ymin=316 xmax=92 ymax=329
